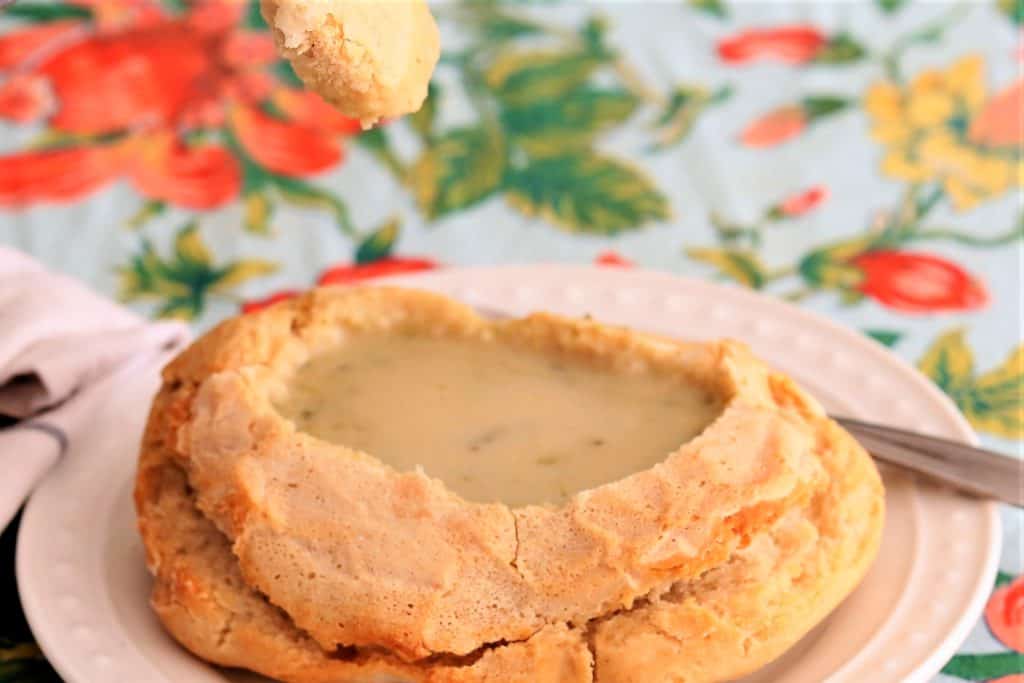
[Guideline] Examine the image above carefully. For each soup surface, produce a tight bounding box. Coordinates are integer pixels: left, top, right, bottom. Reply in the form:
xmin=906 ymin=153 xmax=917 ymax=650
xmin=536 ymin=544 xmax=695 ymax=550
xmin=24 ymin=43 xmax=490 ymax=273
xmin=277 ymin=334 xmax=721 ymax=506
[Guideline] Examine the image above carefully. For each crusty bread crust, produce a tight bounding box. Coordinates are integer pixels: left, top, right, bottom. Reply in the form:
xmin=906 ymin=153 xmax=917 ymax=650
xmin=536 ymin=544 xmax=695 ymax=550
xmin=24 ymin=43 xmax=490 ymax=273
xmin=135 ymin=286 xmax=884 ymax=682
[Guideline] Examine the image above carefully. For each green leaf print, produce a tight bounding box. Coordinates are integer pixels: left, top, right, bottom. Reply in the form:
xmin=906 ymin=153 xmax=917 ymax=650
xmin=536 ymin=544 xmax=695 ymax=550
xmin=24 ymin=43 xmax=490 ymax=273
xmin=656 ymin=86 xmax=731 ymax=127
xmin=797 ymin=255 xmax=864 ymax=290
xmin=813 ymin=34 xmax=867 ymax=64
xmin=482 ymin=16 xmax=542 ymax=40
xmin=876 ymin=0 xmax=909 ymax=13
xmin=918 ymin=328 xmax=974 ymax=395
xmin=159 ymin=0 xmax=187 ymax=12
xmin=382 ymin=8 xmax=681 ymax=233
xmin=3 ymin=2 xmax=92 ymax=22
xmin=243 ymin=191 xmax=274 ymax=236
xmin=941 ymin=652 xmax=1024 ymax=679
xmin=215 ymin=261 xmax=278 ymax=290
xmin=650 ymin=85 xmax=732 ymax=151
xmin=125 ymin=200 xmax=167 ymax=231
xmin=409 ymin=126 xmax=507 ymax=218
xmin=356 ymin=127 xmax=405 ymax=178
xmin=578 ymin=17 xmax=611 ymax=56
xmin=501 ymin=87 xmax=638 ymax=157
xmin=409 ymin=83 xmax=441 ymax=142
xmin=962 ymin=345 xmax=1024 ymax=439
xmin=999 ymin=0 xmax=1024 ymax=24
xmin=918 ymin=330 xmax=1024 ymax=440
xmin=173 ymin=221 xmax=214 ymax=267
xmin=485 ymin=50 xmax=608 ymax=107
xmin=273 ymin=60 xmax=305 ymax=89
xmin=686 ymin=247 xmax=767 ymax=289
xmin=118 ymin=223 xmax=277 ymax=321
xmin=463 ymin=7 xmax=543 ymax=41
xmin=270 ymin=175 xmax=356 ymax=236
xmin=864 ymin=329 xmax=903 ymax=348
xmin=231 ymin=138 xmax=271 ymax=196
xmin=687 ymin=0 xmax=728 ymax=19
xmin=801 ymin=96 xmax=853 ymax=121
xmin=243 ymin=0 xmax=268 ymax=29
xmin=796 ymin=238 xmax=872 ymax=289
xmin=505 ymin=153 xmax=669 ymax=234
xmin=356 ymin=218 xmax=400 ymax=264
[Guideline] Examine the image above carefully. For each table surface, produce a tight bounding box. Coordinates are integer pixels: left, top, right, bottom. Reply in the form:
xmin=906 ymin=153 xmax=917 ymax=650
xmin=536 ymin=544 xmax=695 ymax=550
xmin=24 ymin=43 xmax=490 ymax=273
xmin=0 ymin=1 xmax=1021 ymax=681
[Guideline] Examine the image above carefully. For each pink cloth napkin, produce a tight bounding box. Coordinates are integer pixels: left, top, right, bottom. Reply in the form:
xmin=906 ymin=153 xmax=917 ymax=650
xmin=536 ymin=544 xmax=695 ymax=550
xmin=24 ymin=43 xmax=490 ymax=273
xmin=0 ymin=247 xmax=190 ymax=529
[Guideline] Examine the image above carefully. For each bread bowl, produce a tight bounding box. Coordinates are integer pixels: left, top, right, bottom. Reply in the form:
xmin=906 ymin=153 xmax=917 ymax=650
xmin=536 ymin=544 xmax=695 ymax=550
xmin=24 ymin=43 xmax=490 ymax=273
xmin=135 ymin=286 xmax=884 ymax=682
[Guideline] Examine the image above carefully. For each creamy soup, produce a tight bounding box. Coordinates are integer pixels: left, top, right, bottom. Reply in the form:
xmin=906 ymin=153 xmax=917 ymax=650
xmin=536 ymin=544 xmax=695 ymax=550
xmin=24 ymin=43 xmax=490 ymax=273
xmin=276 ymin=334 xmax=722 ymax=506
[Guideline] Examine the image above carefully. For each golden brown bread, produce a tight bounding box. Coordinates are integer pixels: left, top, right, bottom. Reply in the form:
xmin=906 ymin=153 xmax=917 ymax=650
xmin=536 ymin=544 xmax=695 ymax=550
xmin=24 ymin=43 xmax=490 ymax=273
xmin=589 ymin=418 xmax=885 ymax=681
xmin=137 ymin=464 xmax=593 ymax=682
xmin=261 ymin=0 xmax=439 ymax=127
xmin=135 ymin=286 xmax=885 ymax=682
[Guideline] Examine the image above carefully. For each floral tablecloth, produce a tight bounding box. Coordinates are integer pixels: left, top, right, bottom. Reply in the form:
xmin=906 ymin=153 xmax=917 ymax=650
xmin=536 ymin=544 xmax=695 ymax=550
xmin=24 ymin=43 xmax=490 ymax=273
xmin=0 ymin=0 xmax=1021 ymax=680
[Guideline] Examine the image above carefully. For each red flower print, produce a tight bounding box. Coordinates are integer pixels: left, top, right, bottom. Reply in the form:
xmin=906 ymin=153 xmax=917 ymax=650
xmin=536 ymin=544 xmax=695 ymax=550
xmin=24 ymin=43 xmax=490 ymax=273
xmin=0 ymin=131 xmax=241 ymax=209
xmin=242 ymin=289 xmax=301 ymax=314
xmin=969 ymin=79 xmax=1024 ymax=148
xmin=185 ymin=0 xmax=244 ymax=34
xmin=222 ymin=71 xmax=277 ymax=105
xmin=242 ymin=258 xmax=441 ymax=313
xmin=38 ymin=25 xmax=212 ymax=135
xmin=986 ymin=575 xmax=1024 ymax=654
xmin=273 ymin=89 xmax=362 ymax=134
xmin=128 ymin=133 xmax=241 ymax=209
xmin=318 ymin=257 xmax=439 ymax=286
xmin=67 ymin=0 xmax=165 ymax=31
xmin=594 ymin=251 xmax=635 ymax=267
xmin=778 ymin=186 xmax=829 ymax=217
xmin=741 ymin=106 xmax=806 ymax=147
xmin=0 ymin=75 xmax=55 ymax=122
xmin=0 ymin=21 xmax=81 ymax=69
xmin=989 ymin=677 xmax=1024 ymax=683
xmin=0 ymin=1 xmax=360 ymax=210
xmin=717 ymin=26 xmax=826 ymax=64
xmin=0 ymin=144 xmax=127 ymax=205
xmin=221 ymin=31 xmax=278 ymax=66
xmin=851 ymin=251 xmax=989 ymax=313
xmin=229 ymin=103 xmax=342 ymax=177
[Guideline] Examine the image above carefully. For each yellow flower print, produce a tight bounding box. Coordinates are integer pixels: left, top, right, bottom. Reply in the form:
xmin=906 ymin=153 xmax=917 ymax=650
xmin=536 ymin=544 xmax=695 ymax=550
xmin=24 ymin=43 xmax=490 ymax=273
xmin=944 ymin=55 xmax=986 ymax=111
xmin=881 ymin=150 xmax=930 ymax=183
xmin=864 ymin=55 xmax=1023 ymax=211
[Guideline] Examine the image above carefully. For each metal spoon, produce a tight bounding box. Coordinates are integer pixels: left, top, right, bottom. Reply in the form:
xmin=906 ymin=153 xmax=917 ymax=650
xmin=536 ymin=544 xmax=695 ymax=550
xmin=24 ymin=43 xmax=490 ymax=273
xmin=472 ymin=305 xmax=1021 ymax=506
xmin=834 ymin=417 xmax=1021 ymax=506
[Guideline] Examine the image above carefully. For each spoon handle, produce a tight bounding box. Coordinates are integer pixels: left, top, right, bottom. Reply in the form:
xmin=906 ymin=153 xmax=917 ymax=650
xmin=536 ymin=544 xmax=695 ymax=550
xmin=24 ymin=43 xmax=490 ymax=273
xmin=834 ymin=416 xmax=1022 ymax=507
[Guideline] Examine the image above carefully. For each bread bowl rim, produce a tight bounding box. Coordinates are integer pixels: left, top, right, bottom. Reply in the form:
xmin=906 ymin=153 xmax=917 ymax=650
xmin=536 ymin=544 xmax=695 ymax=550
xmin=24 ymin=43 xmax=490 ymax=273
xmin=156 ymin=285 xmax=831 ymax=659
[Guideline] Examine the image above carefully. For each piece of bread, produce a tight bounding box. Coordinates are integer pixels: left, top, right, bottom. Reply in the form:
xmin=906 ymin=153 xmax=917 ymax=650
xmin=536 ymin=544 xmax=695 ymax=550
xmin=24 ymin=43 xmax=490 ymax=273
xmin=134 ymin=286 xmax=884 ymax=682
xmin=261 ymin=0 xmax=439 ymax=127
xmin=136 ymin=411 xmax=595 ymax=682
xmin=589 ymin=417 xmax=885 ymax=681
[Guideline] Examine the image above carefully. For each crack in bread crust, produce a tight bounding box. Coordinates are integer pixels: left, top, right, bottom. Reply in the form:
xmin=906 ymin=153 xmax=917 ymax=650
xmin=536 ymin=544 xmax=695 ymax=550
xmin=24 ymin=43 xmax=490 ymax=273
xmin=135 ymin=286 xmax=884 ymax=682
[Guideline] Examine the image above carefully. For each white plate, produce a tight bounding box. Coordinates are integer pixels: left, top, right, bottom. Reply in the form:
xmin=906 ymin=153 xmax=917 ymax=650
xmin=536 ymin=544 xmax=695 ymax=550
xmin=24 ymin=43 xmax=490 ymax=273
xmin=17 ymin=265 xmax=1000 ymax=683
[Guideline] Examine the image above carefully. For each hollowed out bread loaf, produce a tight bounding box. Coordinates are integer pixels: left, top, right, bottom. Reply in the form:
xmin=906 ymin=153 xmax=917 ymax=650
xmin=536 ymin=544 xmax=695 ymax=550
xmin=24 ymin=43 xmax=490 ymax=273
xmin=260 ymin=0 xmax=439 ymax=127
xmin=135 ymin=286 xmax=885 ymax=682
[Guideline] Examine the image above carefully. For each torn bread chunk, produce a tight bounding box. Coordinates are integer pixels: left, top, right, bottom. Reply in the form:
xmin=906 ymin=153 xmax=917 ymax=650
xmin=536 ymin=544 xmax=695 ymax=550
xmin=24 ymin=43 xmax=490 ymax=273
xmin=261 ymin=0 xmax=440 ymax=128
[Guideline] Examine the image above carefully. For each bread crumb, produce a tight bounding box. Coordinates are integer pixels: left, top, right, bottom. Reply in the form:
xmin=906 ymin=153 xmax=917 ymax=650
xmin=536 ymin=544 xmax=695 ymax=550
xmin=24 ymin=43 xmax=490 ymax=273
xmin=262 ymin=0 xmax=440 ymax=127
